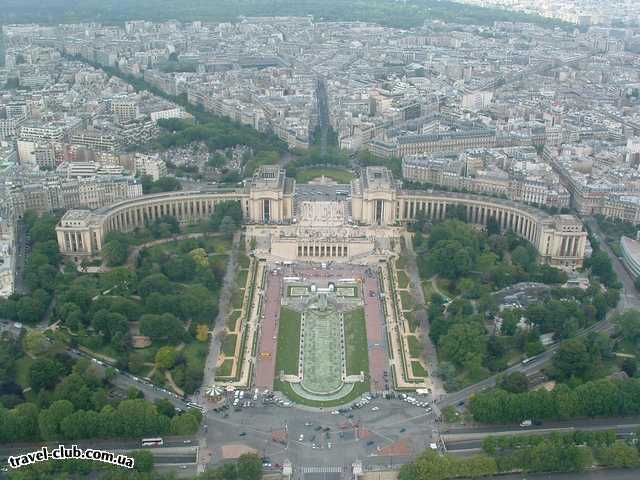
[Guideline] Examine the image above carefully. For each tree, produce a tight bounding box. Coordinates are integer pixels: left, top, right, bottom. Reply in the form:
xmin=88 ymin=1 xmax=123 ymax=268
xmin=439 ymin=323 xmax=487 ymax=367
xmin=189 ymin=248 xmax=209 ymax=267
xmin=100 ymin=267 xmax=137 ymax=295
xmin=113 ymin=399 xmax=170 ymax=438
xmin=552 ymin=338 xmax=591 ymax=380
xmin=0 ymin=336 xmax=20 ymax=384
xmin=127 ymin=352 xmax=147 ymax=375
xmin=163 ymin=254 xmax=197 ymax=281
xmin=139 ymin=313 xmax=185 ymax=344
xmin=29 ymin=358 xmax=64 ymax=392
xmin=498 ymin=372 xmax=529 ymax=393
xmin=169 ymin=412 xmax=200 ymax=435
xmin=132 ymin=450 xmax=155 ymax=472
xmin=209 ymin=200 xmax=243 ymax=231
xmin=208 ymin=152 xmax=227 ymax=168
xmin=398 ymin=449 xmax=497 ymax=480
xmin=622 ymin=357 xmax=637 ymax=377
xmin=236 ymin=453 xmax=263 ymax=480
xmin=596 ymin=441 xmax=640 ymax=468
xmin=180 ymin=284 xmax=216 ymax=321
xmin=28 ymin=214 xmax=59 ymax=243
xmin=588 ymin=251 xmax=616 ymax=287
xmin=23 ymin=331 xmax=51 ymax=356
xmin=154 ymin=399 xmax=176 ymax=418
xmin=615 ymin=310 xmax=640 ymax=344
xmin=487 ymin=216 xmax=501 ymax=236
xmin=15 ymin=295 xmax=46 ymax=324
xmin=155 ymin=346 xmax=178 ymax=370
xmin=511 ymin=245 xmax=535 ymax=271
xmin=102 ymin=233 xmax=130 ymax=266
xmin=219 ymin=216 xmax=236 ymax=240
xmin=428 ymin=240 xmax=473 ymax=279
xmin=92 ymin=310 xmax=129 ymax=343
xmin=138 ymin=273 xmax=173 ymax=298
xmin=53 ymin=373 xmax=94 ymax=411
xmin=56 ymin=302 xmax=83 ymax=329
xmin=143 ymin=176 xmax=182 ymax=194
xmin=38 ymin=400 xmax=74 ymax=440
xmin=150 ymin=215 xmax=181 ymax=238
xmin=196 ymin=324 xmax=210 ymax=342
xmin=10 ymin=403 xmax=40 ymax=441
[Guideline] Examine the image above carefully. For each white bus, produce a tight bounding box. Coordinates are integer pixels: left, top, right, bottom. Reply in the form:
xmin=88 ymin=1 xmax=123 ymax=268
xmin=141 ymin=437 xmax=163 ymax=447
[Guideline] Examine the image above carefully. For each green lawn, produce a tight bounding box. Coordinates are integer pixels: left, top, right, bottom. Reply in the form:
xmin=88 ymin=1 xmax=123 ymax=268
xmin=133 ymin=346 xmax=159 ymax=364
xmin=15 ymin=356 xmax=34 ymax=390
xmin=146 ymin=235 xmax=231 ymax=255
xmin=237 ymin=254 xmax=251 ymax=268
xmin=405 ymin=311 xmax=420 ymax=332
xmin=275 ymin=379 xmax=370 ymax=408
xmin=435 ymin=277 xmax=454 ymax=299
xmin=422 ymin=281 xmax=434 ymax=302
xmin=411 ymin=361 xmax=428 ymax=377
xmin=203 ymin=236 xmax=232 ymax=252
xmin=407 ymin=335 xmax=423 ymax=358
xmin=182 ymin=342 xmax=208 ymax=371
xmin=221 ymin=333 xmax=237 ymax=356
xmin=275 ymin=308 xmax=301 ymax=375
xmin=397 ymin=270 xmax=411 ymax=289
xmin=295 ymin=168 xmax=355 ymax=184
xmin=231 ymin=289 xmax=245 ymax=310
xmin=400 ymin=291 xmax=415 ymax=310
xmin=226 ymin=309 xmax=242 ymax=331
xmin=215 ymin=359 xmax=234 ymax=378
xmin=75 ymin=333 xmax=120 ymax=363
xmin=343 ymin=308 xmax=369 ymax=376
xmin=236 ymin=269 xmax=249 ymax=289
xmin=397 ymin=256 xmax=409 ymax=270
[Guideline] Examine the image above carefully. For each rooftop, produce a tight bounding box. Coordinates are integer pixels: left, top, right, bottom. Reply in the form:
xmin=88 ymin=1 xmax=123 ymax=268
xmin=362 ymin=166 xmax=395 ymax=191
xmin=621 ymin=236 xmax=640 ymax=262
xmin=250 ymin=165 xmax=287 ymax=192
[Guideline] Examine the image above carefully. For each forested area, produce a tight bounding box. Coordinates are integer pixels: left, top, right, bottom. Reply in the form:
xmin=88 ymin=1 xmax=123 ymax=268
xmin=99 ymin=200 xmax=242 ymax=268
xmin=155 ymin=118 xmax=286 ymax=159
xmin=401 ymin=430 xmax=640 ymax=479
xmin=0 ymin=0 xmax=571 ymax=30
xmin=594 ymin=214 xmax=640 ymax=267
xmin=0 ymin=335 xmax=202 ymax=443
xmin=284 ymin=146 xmax=350 ymax=178
xmin=140 ymin=175 xmax=182 ymax=194
xmin=0 ymin=202 xmax=243 ymax=446
xmin=470 ymin=375 xmax=640 ymax=424
xmin=595 ymin=214 xmax=638 ymax=246
xmin=0 ymin=213 xmax=214 ymax=444
xmin=410 ymin=218 xmax=618 ymax=389
xmin=355 ymin=151 xmax=402 ymax=177
xmin=464 ymin=309 xmax=640 ymax=424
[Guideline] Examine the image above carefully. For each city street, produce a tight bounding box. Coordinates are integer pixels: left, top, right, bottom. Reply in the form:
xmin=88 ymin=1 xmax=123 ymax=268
xmin=204 ymin=395 xmax=437 ymax=468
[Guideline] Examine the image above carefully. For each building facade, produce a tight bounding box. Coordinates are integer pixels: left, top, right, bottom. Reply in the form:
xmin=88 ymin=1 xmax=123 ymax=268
xmin=56 ymin=166 xmax=588 ymax=267
xmin=620 ymin=235 xmax=640 ymax=279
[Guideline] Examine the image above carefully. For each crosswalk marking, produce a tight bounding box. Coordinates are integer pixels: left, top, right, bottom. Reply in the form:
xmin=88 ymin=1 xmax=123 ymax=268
xmin=300 ymin=465 xmax=344 ymax=473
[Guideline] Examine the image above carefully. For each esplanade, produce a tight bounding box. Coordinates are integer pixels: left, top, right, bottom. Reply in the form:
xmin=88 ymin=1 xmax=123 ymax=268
xmin=56 ymin=165 xmax=587 ymax=268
